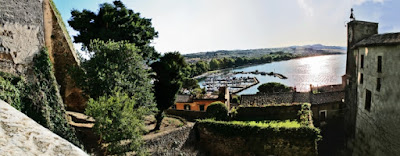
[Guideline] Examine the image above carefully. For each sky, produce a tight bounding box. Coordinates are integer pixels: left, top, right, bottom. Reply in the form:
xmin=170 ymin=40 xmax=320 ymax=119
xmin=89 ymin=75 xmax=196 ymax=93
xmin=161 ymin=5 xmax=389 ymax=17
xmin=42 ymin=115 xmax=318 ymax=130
xmin=53 ymin=0 xmax=400 ymax=54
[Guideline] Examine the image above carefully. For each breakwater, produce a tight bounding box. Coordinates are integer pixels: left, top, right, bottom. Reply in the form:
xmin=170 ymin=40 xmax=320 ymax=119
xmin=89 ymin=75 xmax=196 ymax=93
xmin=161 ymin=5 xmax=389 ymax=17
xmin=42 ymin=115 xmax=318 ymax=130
xmin=233 ymin=71 xmax=287 ymax=79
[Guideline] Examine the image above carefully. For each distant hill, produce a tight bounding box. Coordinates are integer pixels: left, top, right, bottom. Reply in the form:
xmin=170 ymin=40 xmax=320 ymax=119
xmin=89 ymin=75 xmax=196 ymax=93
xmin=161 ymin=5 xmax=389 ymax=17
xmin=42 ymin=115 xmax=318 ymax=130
xmin=184 ymin=44 xmax=346 ymax=60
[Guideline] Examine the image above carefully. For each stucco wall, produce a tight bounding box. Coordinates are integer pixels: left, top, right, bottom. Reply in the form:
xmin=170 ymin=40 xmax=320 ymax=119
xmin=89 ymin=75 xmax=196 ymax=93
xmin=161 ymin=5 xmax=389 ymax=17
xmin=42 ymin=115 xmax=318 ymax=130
xmin=0 ymin=0 xmax=44 ymax=75
xmin=176 ymin=99 xmax=225 ymax=111
xmin=353 ymin=45 xmax=400 ymax=155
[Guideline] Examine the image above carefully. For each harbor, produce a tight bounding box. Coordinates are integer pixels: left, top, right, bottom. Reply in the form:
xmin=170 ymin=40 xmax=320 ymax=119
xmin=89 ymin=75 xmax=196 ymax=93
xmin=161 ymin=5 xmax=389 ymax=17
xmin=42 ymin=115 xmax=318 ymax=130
xmin=233 ymin=70 xmax=287 ymax=79
xmin=201 ymin=72 xmax=259 ymax=94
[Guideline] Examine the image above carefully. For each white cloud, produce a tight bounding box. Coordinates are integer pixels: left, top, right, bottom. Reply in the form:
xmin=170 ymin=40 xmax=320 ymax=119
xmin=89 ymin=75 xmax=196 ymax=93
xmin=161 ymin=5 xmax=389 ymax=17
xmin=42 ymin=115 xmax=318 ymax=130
xmin=297 ymin=0 xmax=314 ymax=16
xmin=352 ymin=0 xmax=385 ymax=5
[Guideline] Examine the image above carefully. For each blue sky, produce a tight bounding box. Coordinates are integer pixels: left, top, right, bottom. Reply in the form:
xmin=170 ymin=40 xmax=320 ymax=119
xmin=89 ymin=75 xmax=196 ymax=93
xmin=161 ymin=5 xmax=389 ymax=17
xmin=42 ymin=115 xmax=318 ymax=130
xmin=54 ymin=0 xmax=400 ymax=54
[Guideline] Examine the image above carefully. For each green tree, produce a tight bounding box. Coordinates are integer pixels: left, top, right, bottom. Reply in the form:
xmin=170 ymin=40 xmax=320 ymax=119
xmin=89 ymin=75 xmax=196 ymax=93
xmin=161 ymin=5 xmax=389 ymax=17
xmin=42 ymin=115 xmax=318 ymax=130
xmin=68 ymin=0 xmax=158 ymax=61
xmin=206 ymin=101 xmax=228 ymax=121
xmin=72 ymin=40 xmax=155 ymax=108
xmin=195 ymin=61 xmax=209 ymax=73
xmin=182 ymin=77 xmax=199 ymax=90
xmin=151 ymin=52 xmax=186 ymax=130
xmin=257 ymin=82 xmax=292 ymax=94
xmin=209 ymin=58 xmax=220 ymax=70
xmin=85 ymin=89 xmax=150 ymax=155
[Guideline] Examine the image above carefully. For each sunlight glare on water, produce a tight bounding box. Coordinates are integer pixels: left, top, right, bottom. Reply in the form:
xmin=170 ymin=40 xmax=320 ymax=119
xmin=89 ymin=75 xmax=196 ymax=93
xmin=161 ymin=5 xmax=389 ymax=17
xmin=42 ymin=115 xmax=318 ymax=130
xmin=199 ymin=55 xmax=346 ymax=94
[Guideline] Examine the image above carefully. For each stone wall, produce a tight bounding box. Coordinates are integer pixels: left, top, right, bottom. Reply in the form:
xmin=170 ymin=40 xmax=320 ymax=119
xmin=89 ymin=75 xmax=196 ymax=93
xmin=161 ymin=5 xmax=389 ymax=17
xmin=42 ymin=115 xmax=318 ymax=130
xmin=165 ymin=109 xmax=206 ymax=121
xmin=343 ymin=21 xmax=378 ymax=154
xmin=0 ymin=0 xmax=44 ymax=75
xmin=43 ymin=0 xmax=85 ymax=112
xmin=240 ymin=91 xmax=344 ymax=106
xmin=143 ymin=123 xmax=203 ymax=155
xmin=0 ymin=0 xmax=85 ymax=111
xmin=352 ymin=45 xmax=400 ymax=155
xmin=241 ymin=92 xmax=293 ymax=106
xmin=196 ymin=122 xmax=318 ymax=156
xmin=0 ymin=100 xmax=87 ymax=155
xmin=234 ymin=105 xmax=302 ymax=121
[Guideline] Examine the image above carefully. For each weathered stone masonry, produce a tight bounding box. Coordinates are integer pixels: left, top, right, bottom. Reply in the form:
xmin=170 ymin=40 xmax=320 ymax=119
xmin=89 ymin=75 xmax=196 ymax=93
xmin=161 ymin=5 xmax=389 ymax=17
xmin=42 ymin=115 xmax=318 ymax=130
xmin=0 ymin=0 xmax=45 ymax=75
xmin=0 ymin=0 xmax=85 ymax=111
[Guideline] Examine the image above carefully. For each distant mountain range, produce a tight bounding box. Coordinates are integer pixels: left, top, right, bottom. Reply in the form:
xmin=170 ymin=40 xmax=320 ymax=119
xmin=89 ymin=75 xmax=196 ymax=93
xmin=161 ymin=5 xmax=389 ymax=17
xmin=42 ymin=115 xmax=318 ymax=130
xmin=184 ymin=44 xmax=346 ymax=59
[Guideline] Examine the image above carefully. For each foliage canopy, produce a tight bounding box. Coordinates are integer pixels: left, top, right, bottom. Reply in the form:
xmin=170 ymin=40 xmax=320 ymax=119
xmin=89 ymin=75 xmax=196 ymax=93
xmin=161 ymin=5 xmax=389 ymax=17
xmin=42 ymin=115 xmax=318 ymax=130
xmin=206 ymin=101 xmax=229 ymax=121
xmin=151 ymin=52 xmax=186 ymax=130
xmin=257 ymin=82 xmax=291 ymax=94
xmin=68 ymin=0 xmax=158 ymax=61
xmin=86 ymin=90 xmax=150 ymax=155
xmin=72 ymin=40 xmax=155 ymax=109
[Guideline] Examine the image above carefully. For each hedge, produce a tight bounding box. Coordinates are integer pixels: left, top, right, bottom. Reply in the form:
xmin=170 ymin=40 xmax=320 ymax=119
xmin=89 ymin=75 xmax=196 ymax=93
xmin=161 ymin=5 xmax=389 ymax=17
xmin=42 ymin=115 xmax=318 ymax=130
xmin=197 ymin=119 xmax=321 ymax=141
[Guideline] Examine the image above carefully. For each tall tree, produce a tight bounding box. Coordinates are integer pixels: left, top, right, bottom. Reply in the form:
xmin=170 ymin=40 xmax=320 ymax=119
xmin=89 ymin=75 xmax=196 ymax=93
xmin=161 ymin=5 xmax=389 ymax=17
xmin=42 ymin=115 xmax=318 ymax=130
xmin=151 ymin=52 xmax=186 ymax=130
xmin=209 ymin=58 xmax=220 ymax=70
xmin=68 ymin=0 xmax=159 ymax=61
xmin=71 ymin=40 xmax=155 ymax=108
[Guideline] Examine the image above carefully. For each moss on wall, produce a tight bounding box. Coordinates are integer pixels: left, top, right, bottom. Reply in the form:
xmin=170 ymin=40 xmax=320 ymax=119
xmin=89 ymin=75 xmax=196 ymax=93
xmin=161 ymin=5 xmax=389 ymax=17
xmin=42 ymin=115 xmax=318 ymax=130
xmin=0 ymin=48 xmax=82 ymax=147
xmin=0 ymin=72 xmax=24 ymax=110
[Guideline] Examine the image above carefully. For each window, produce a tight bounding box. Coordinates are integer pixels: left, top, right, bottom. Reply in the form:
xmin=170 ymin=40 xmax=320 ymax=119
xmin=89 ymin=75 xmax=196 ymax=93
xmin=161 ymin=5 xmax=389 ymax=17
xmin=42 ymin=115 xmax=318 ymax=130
xmin=199 ymin=105 xmax=205 ymax=111
xmin=184 ymin=105 xmax=191 ymax=111
xmin=377 ymin=56 xmax=382 ymax=73
xmin=171 ymin=104 xmax=176 ymax=109
xmin=319 ymin=110 xmax=327 ymax=122
xmin=376 ymin=78 xmax=381 ymax=91
xmin=365 ymin=90 xmax=372 ymax=111
xmin=360 ymin=73 xmax=363 ymax=84
xmin=360 ymin=55 xmax=364 ymax=69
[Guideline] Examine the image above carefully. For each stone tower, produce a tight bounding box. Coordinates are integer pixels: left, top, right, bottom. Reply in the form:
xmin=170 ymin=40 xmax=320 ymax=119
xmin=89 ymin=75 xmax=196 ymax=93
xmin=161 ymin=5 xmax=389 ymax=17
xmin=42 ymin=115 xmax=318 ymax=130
xmin=343 ymin=11 xmax=378 ymax=154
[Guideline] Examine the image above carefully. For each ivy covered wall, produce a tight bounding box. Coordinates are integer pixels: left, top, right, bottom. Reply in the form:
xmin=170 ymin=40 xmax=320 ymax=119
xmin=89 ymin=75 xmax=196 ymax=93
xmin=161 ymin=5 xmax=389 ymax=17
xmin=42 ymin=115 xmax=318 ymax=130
xmin=0 ymin=49 xmax=81 ymax=147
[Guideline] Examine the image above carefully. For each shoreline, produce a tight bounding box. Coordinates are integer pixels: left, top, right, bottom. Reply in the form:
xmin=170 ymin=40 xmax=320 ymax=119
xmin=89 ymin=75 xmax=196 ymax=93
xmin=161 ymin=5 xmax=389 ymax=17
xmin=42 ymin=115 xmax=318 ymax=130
xmin=193 ymin=53 xmax=345 ymax=80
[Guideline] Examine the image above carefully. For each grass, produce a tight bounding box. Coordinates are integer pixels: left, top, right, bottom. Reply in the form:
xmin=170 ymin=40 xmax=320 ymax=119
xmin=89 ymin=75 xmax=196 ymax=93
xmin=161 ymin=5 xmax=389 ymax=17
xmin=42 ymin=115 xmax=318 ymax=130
xmin=201 ymin=119 xmax=302 ymax=128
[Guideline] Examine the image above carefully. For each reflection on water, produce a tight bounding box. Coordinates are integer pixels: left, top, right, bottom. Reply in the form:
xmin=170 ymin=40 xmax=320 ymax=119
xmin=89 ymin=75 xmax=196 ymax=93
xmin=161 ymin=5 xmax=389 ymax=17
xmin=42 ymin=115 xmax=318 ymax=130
xmin=199 ymin=54 xmax=346 ymax=94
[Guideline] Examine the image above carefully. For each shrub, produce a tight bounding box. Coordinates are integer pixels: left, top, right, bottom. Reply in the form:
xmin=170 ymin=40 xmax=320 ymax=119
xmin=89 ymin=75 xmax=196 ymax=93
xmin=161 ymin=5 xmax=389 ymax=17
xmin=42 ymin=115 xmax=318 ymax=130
xmin=206 ymin=101 xmax=228 ymax=120
xmin=257 ymin=82 xmax=291 ymax=94
xmin=197 ymin=119 xmax=321 ymax=141
xmin=85 ymin=89 xmax=151 ymax=155
xmin=231 ymin=95 xmax=240 ymax=103
xmin=23 ymin=48 xmax=81 ymax=146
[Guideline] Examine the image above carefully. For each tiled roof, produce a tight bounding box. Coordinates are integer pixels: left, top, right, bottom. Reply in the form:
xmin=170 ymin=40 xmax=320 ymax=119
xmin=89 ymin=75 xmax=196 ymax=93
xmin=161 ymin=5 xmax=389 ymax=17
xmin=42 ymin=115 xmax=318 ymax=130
xmin=175 ymin=95 xmax=192 ymax=103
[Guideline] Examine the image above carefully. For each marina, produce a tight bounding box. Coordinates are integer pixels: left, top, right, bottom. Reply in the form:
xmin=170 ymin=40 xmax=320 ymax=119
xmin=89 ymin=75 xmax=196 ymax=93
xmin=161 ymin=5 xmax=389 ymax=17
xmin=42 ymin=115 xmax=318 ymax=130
xmin=199 ymin=55 xmax=346 ymax=94
xmin=201 ymin=72 xmax=259 ymax=94
xmin=233 ymin=71 xmax=287 ymax=79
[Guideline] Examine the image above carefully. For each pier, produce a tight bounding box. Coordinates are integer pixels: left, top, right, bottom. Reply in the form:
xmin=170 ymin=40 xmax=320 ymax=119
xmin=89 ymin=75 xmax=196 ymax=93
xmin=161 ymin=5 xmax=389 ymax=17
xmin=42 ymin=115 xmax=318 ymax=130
xmin=233 ymin=71 xmax=287 ymax=79
xmin=201 ymin=73 xmax=259 ymax=94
